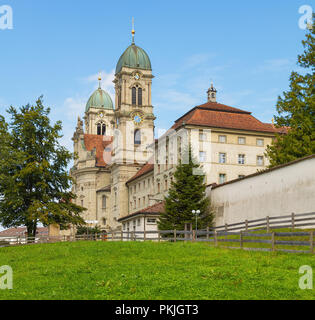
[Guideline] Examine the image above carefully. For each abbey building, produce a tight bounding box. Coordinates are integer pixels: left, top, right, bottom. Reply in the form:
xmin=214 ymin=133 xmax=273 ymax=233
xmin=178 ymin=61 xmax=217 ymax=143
xmin=71 ymin=32 xmax=286 ymax=233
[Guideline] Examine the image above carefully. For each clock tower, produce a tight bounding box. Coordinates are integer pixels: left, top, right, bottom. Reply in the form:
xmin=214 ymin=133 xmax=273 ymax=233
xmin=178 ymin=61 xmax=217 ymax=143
xmin=111 ymin=27 xmax=155 ymax=221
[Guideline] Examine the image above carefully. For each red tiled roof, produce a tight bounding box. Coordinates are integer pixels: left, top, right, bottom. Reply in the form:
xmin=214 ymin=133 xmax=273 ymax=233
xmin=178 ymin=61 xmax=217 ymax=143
xmin=126 ymin=159 xmax=154 ymax=184
xmin=171 ymin=101 xmax=284 ymax=134
xmin=118 ymin=202 xmax=165 ymax=222
xmin=0 ymin=227 xmax=48 ymax=237
xmin=84 ymin=134 xmax=113 ymax=167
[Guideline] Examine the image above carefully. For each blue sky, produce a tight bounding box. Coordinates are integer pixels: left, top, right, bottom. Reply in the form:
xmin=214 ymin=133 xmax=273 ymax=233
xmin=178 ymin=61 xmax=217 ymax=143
xmin=0 ymin=0 xmax=312 ymax=150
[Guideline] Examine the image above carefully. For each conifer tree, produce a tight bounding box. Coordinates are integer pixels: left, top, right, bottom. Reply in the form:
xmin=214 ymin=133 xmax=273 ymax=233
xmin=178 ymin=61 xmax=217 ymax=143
xmin=158 ymin=144 xmax=213 ymax=231
xmin=267 ymin=18 xmax=315 ymax=166
xmin=0 ymin=97 xmax=86 ymax=237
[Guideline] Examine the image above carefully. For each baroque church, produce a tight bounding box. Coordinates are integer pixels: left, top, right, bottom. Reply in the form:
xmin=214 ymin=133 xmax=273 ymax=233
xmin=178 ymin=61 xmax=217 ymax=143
xmin=71 ymin=29 xmax=285 ymax=234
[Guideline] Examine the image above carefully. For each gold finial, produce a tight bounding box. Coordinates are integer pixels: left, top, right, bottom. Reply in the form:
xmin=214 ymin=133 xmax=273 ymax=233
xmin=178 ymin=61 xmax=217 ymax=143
xmin=131 ymin=17 xmax=135 ymax=43
xmin=272 ymin=118 xmax=274 ymax=125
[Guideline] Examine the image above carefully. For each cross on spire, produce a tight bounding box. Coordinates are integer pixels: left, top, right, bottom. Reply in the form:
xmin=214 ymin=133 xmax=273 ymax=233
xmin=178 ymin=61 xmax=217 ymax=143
xmin=131 ymin=17 xmax=135 ymax=44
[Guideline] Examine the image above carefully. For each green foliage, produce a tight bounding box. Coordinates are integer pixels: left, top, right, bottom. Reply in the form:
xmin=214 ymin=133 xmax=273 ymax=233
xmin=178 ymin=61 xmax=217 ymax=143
xmin=76 ymin=226 xmax=103 ymax=235
xmin=0 ymin=97 xmax=86 ymax=237
xmin=267 ymin=18 xmax=315 ymax=166
xmin=158 ymin=145 xmax=213 ymax=231
xmin=0 ymin=241 xmax=315 ymax=300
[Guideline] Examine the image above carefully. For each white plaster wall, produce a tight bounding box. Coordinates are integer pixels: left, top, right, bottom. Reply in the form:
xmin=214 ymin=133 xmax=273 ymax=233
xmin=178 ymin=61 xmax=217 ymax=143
xmin=208 ymin=157 xmax=315 ymax=226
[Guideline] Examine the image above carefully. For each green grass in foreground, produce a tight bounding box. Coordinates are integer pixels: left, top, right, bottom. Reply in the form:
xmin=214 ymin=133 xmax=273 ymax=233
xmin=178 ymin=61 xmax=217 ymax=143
xmin=0 ymin=241 xmax=314 ymax=300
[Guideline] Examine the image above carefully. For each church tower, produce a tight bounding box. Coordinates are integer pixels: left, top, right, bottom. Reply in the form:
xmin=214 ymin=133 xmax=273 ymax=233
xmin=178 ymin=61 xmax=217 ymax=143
xmin=110 ymin=23 xmax=155 ymax=221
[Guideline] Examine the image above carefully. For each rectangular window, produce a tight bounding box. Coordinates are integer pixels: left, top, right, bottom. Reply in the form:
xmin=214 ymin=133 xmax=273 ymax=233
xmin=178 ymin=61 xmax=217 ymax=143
xmin=123 ymin=223 xmax=126 ymax=231
xmin=199 ymin=151 xmax=206 ymax=162
xmin=257 ymin=139 xmax=264 ymax=146
xmin=147 ymin=218 xmax=156 ymax=224
xmin=238 ymin=154 xmax=245 ymax=164
xmin=199 ymin=132 xmax=207 ymax=141
xmin=137 ymin=219 xmax=141 ymax=226
xmin=238 ymin=175 xmax=245 ymax=179
xmin=219 ymin=135 xmax=227 ymax=143
xmin=257 ymin=155 xmax=264 ymax=166
xmin=238 ymin=137 xmax=246 ymax=145
xmin=219 ymin=174 xmax=226 ymax=184
xmin=219 ymin=153 xmax=226 ymax=164
xmin=158 ymin=183 xmax=160 ymax=193
xmin=164 ymin=179 xmax=168 ymax=191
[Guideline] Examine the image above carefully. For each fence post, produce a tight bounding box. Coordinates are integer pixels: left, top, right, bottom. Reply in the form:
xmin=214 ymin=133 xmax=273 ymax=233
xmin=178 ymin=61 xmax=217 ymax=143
xmin=245 ymin=220 xmax=248 ymax=232
xmin=310 ymin=231 xmax=314 ymax=254
xmin=112 ymin=232 xmax=114 ymax=241
xmin=121 ymin=230 xmax=123 ymax=241
xmin=190 ymin=223 xmax=193 ymax=240
xmin=214 ymin=230 xmax=218 ymax=247
xmin=174 ymin=229 xmax=177 ymax=243
xmin=144 ymin=229 xmax=146 ymax=242
xmin=184 ymin=223 xmax=187 ymax=243
xmin=158 ymin=230 xmax=161 ymax=242
xmin=266 ymin=216 xmax=270 ymax=233
xmin=192 ymin=230 xmax=196 ymax=242
xmin=206 ymin=226 xmax=209 ymax=241
xmin=271 ymin=232 xmax=275 ymax=252
xmin=240 ymin=231 xmax=243 ymax=249
xmin=291 ymin=212 xmax=295 ymax=231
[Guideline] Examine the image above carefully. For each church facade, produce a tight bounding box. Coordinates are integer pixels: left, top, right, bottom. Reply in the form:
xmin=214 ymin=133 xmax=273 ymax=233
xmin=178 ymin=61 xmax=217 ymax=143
xmin=71 ymin=32 xmax=285 ymax=234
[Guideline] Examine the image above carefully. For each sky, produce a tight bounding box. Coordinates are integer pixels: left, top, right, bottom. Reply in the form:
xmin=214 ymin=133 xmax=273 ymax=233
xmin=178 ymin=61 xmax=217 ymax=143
xmin=0 ymin=1 xmax=313 ymax=230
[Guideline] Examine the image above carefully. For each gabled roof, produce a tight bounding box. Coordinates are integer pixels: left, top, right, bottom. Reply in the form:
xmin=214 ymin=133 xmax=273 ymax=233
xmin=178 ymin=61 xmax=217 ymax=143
xmin=118 ymin=202 xmax=165 ymax=222
xmin=171 ymin=101 xmax=283 ymax=134
xmin=83 ymin=134 xmax=113 ymax=167
xmin=0 ymin=227 xmax=48 ymax=237
xmin=126 ymin=159 xmax=154 ymax=184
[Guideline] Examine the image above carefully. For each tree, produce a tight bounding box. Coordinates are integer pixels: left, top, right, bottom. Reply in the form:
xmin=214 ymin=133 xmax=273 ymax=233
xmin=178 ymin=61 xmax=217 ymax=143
xmin=0 ymin=97 xmax=86 ymax=237
xmin=158 ymin=145 xmax=213 ymax=231
xmin=266 ymin=18 xmax=315 ymax=167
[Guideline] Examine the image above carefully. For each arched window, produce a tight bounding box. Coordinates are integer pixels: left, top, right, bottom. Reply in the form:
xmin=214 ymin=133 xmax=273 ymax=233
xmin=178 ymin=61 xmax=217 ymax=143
xmin=102 ymin=124 xmax=106 ymax=136
xmin=138 ymin=88 xmax=142 ymax=106
xmin=102 ymin=195 xmax=106 ymax=209
xmin=97 ymin=123 xmax=101 ymax=135
xmin=134 ymin=129 xmax=141 ymax=145
xmin=132 ymin=87 xmax=137 ymax=105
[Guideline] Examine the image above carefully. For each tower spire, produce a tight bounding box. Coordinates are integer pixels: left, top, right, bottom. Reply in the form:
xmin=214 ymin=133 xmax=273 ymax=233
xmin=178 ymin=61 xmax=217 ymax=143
xmin=131 ymin=17 xmax=135 ymax=44
xmin=98 ymin=72 xmax=102 ymax=89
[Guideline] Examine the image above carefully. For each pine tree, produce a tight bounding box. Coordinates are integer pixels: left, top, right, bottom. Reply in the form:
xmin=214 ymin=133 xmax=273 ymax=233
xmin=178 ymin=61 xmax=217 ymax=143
xmin=158 ymin=144 xmax=213 ymax=231
xmin=0 ymin=97 xmax=86 ymax=237
xmin=266 ymin=18 xmax=315 ymax=167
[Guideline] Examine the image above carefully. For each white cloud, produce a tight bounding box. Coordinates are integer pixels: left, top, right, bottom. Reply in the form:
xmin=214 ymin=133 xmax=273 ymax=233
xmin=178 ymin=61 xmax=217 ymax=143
xmin=85 ymin=69 xmax=115 ymax=101
xmin=63 ymin=69 xmax=115 ymax=120
xmin=252 ymin=58 xmax=292 ymax=74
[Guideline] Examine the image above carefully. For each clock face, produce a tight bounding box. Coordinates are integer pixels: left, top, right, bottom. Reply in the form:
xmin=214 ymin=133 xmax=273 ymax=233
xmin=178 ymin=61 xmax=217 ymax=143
xmin=134 ymin=73 xmax=140 ymax=80
xmin=133 ymin=114 xmax=143 ymax=125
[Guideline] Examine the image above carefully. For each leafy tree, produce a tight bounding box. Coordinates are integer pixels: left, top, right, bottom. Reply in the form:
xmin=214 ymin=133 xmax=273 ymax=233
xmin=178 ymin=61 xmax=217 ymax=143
xmin=158 ymin=144 xmax=213 ymax=231
xmin=266 ymin=18 xmax=315 ymax=167
xmin=76 ymin=225 xmax=102 ymax=236
xmin=0 ymin=97 xmax=86 ymax=237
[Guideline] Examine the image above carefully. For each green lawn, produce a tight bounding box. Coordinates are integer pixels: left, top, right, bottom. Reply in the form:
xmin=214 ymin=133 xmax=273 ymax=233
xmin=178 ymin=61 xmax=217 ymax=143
xmin=0 ymin=241 xmax=314 ymax=300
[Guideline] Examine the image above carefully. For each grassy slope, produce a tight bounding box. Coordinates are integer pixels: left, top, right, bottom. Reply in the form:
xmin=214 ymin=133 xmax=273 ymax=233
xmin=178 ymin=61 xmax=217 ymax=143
xmin=0 ymin=241 xmax=314 ymax=300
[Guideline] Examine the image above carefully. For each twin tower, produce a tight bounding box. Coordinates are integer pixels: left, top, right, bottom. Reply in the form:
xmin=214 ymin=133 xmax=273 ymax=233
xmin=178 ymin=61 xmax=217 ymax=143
xmin=71 ymin=33 xmax=156 ymax=230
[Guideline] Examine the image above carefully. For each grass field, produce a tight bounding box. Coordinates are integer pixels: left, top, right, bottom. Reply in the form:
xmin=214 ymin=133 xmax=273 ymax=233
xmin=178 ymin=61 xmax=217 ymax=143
xmin=0 ymin=241 xmax=314 ymax=300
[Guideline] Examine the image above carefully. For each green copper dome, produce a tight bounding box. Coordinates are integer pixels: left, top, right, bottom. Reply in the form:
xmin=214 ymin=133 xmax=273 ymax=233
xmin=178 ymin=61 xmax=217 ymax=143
xmin=116 ymin=43 xmax=152 ymax=74
xmin=85 ymin=87 xmax=114 ymax=112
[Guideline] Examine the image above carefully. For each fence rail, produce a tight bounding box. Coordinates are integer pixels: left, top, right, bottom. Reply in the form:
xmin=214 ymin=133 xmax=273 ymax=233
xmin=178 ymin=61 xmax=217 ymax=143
xmin=1 ymin=212 xmax=315 ymax=254
xmin=1 ymin=229 xmax=315 ymax=254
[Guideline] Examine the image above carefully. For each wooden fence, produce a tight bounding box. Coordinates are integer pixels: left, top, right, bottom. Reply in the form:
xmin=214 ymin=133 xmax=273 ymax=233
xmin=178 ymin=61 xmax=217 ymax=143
xmin=1 ymin=212 xmax=315 ymax=254
xmin=212 ymin=211 xmax=315 ymax=232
